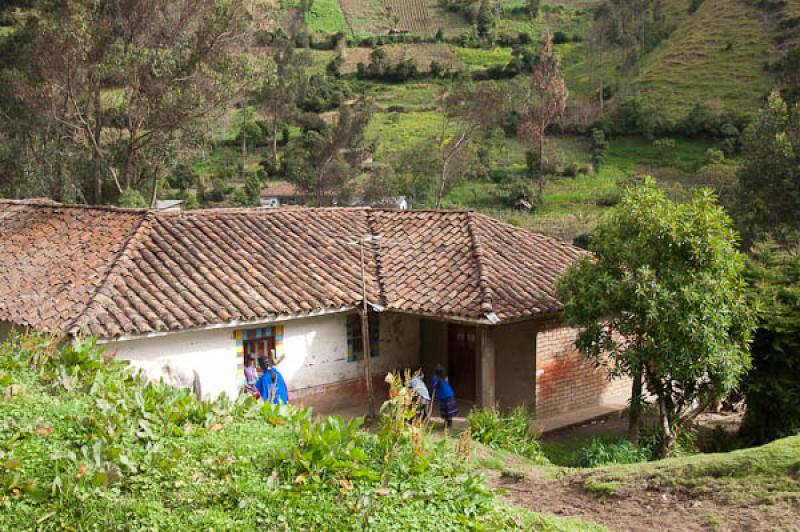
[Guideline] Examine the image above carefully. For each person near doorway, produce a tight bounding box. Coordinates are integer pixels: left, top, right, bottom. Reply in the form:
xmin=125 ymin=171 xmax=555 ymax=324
xmin=256 ymin=354 xmax=289 ymax=404
xmin=243 ymin=354 xmax=259 ymax=397
xmin=409 ymin=368 xmax=431 ymax=420
xmin=432 ymin=365 xmax=457 ymax=428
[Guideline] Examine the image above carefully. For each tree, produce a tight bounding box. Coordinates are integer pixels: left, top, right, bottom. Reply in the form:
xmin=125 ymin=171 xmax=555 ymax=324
xmin=733 ymin=91 xmax=800 ymax=246
xmin=590 ymin=128 xmax=608 ymax=171
xmin=476 ymin=0 xmax=494 ymax=36
xmin=434 ymin=81 xmax=508 ymax=207
xmin=0 ymin=0 xmax=251 ymax=205
xmin=557 ymin=179 xmax=755 ymax=456
xmin=518 ymin=32 xmax=568 ymax=201
xmin=287 ymin=102 xmax=373 ymax=205
xmin=527 ymin=0 xmax=540 ymax=19
xmin=740 ymin=242 xmax=800 ymax=445
xmin=257 ymin=42 xmax=310 ymax=166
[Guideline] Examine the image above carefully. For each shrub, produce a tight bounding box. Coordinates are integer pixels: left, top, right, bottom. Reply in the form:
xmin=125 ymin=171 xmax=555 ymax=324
xmin=117 ymin=188 xmax=148 ymax=208
xmin=467 ymin=406 xmax=548 ymax=463
xmin=574 ymin=438 xmax=651 ymax=467
xmin=595 ymin=189 xmax=622 ymax=207
xmin=639 ymin=423 xmax=699 ymax=458
xmin=552 ymin=31 xmax=569 ymax=44
xmin=705 ymin=147 xmax=725 ymax=164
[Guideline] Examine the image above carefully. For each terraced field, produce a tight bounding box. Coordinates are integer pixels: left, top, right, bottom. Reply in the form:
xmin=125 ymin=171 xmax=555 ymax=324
xmin=341 ymin=43 xmax=463 ymax=72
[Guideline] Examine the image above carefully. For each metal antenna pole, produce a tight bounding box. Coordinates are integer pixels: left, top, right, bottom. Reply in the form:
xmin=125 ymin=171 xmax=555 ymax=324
xmin=359 ymin=237 xmax=376 ymax=418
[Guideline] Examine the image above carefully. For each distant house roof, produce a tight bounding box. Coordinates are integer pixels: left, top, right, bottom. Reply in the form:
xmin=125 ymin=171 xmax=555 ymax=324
xmin=155 ymin=199 xmax=184 ymax=211
xmin=260 ymin=182 xmax=302 ymax=198
xmin=0 ymin=200 xmax=588 ymax=339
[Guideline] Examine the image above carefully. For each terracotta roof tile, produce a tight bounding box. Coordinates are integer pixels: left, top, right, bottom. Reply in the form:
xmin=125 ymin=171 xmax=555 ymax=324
xmin=0 ymin=200 xmax=588 ymax=338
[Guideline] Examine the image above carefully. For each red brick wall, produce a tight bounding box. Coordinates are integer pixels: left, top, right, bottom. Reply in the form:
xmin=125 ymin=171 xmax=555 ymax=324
xmin=535 ymin=320 xmax=630 ymax=420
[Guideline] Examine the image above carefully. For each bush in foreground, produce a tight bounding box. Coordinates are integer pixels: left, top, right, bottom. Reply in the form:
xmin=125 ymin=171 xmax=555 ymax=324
xmin=0 ymin=334 xmax=589 ymax=530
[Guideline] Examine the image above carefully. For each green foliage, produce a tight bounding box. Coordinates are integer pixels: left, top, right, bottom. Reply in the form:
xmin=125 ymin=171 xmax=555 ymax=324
xmin=740 ymin=243 xmax=800 ymax=444
xmin=117 ymin=188 xmax=147 ymax=208
xmin=733 ymin=91 xmax=800 ymax=245
xmin=0 ymin=333 xmax=567 ymax=529
xmin=467 ymin=406 xmax=548 ymax=463
xmin=557 ymin=178 xmax=756 ymax=455
xmin=574 ymin=438 xmax=651 ymax=467
xmin=590 ymin=128 xmax=608 ymax=171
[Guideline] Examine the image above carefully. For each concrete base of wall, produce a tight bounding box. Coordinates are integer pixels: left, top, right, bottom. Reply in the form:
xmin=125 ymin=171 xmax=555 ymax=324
xmin=291 ymin=375 xmax=389 ymax=416
xmin=534 ymin=401 xmax=629 ymax=433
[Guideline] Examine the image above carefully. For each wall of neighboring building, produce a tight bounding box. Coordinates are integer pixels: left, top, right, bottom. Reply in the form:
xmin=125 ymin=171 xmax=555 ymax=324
xmin=103 ymin=312 xmax=421 ymax=409
xmin=494 ymin=320 xmax=537 ymax=410
xmin=534 ymin=320 xmax=631 ymax=421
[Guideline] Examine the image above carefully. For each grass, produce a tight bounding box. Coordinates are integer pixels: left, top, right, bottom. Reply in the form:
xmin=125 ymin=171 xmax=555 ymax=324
xmin=637 ymin=0 xmax=775 ymax=120
xmin=0 ymin=334 xmax=601 ymax=530
xmin=451 ymin=46 xmax=514 ymax=70
xmin=580 ymin=435 xmax=800 ymax=504
xmin=364 ymin=110 xmax=452 ymax=158
xmin=434 ymin=135 xmax=717 ymax=240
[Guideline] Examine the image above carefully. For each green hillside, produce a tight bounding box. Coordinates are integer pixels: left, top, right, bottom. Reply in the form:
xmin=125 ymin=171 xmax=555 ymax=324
xmin=637 ymin=0 xmax=781 ymax=120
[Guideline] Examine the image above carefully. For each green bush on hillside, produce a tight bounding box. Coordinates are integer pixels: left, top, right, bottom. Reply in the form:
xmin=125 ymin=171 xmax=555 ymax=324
xmin=467 ymin=406 xmax=548 ymax=463
xmin=574 ymin=438 xmax=651 ymax=467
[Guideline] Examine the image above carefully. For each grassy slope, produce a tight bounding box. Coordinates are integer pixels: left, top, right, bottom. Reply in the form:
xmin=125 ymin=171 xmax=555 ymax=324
xmin=637 ymin=0 xmax=774 ymax=120
xmin=582 ymin=435 xmax=800 ymax=503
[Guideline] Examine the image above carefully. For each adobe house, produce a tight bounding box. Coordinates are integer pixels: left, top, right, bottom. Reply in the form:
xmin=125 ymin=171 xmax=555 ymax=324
xmin=0 ymin=200 xmax=629 ymax=427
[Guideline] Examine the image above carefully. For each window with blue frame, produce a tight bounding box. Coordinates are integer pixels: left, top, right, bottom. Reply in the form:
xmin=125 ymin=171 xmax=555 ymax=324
xmin=346 ymin=312 xmax=379 ymax=361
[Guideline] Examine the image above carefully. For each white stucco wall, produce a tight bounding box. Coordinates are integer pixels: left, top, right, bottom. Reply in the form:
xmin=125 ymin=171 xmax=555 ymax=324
xmin=103 ymin=311 xmax=421 ymax=400
xmin=104 ymin=327 xmax=240 ymax=400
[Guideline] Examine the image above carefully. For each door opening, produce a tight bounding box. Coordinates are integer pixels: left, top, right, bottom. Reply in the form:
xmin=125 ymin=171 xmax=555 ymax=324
xmin=447 ymin=324 xmax=477 ymax=401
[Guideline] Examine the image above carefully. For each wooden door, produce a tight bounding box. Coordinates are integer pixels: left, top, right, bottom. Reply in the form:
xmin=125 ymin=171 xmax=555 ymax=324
xmin=448 ymin=324 xmax=477 ymax=401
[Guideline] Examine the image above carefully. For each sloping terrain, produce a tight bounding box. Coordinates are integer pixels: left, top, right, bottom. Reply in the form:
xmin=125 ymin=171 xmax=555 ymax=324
xmin=637 ymin=0 xmax=777 ymax=120
xmin=491 ymin=435 xmax=800 ymax=531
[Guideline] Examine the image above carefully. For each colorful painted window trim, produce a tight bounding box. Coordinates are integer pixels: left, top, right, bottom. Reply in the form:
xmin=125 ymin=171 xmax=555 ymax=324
xmin=234 ymin=325 xmax=284 ymax=382
xmin=346 ymin=312 xmax=379 ymax=362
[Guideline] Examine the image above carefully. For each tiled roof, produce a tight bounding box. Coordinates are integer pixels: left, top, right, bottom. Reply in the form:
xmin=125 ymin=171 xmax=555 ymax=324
xmin=0 ymin=200 xmax=588 ymax=338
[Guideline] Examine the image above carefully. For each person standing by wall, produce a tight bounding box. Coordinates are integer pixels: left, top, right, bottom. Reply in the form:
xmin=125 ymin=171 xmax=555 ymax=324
xmin=432 ymin=365 xmax=457 ymax=429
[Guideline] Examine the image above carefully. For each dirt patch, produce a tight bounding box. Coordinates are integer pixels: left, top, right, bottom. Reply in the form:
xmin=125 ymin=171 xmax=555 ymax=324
xmin=490 ymin=470 xmax=800 ymax=531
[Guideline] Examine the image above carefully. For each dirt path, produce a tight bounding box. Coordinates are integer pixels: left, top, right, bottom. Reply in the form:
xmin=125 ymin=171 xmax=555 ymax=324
xmin=487 ymin=469 xmax=799 ymax=531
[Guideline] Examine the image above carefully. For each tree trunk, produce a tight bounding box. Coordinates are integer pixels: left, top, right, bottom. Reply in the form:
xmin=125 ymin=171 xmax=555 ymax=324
xmin=241 ymin=108 xmax=247 ymax=177
xmin=92 ymin=81 xmax=103 ymax=204
xmin=271 ymin=109 xmax=279 ymax=167
xmin=628 ymin=369 xmax=642 ymax=445
xmin=436 ymin=159 xmax=448 ymax=209
xmin=658 ymin=394 xmax=674 ymax=458
xmin=149 ymin=170 xmax=159 ymax=208
xmin=537 ymin=134 xmax=545 ymax=201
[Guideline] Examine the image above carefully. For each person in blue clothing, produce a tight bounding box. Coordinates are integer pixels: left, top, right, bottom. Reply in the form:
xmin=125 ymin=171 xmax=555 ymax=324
xmin=432 ymin=365 xmax=457 ymax=429
xmin=256 ymin=354 xmax=289 ymax=404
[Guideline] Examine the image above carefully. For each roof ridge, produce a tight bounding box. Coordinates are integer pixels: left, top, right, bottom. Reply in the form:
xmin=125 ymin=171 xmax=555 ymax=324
xmin=66 ymin=210 xmax=154 ymax=335
xmin=365 ymin=210 xmax=387 ymax=308
xmin=465 ymin=211 xmax=494 ymax=316
xmin=0 ymin=198 xmax=150 ymax=214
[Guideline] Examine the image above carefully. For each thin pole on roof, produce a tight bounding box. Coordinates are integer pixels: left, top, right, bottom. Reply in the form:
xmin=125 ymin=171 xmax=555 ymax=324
xmin=358 ymin=236 xmax=376 ymax=419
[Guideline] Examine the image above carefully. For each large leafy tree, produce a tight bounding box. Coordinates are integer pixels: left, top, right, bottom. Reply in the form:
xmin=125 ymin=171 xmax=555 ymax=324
xmin=0 ymin=0 xmax=251 ymax=205
xmin=734 ymin=91 xmax=800 ymax=246
xmin=557 ymin=179 xmax=756 ymax=456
